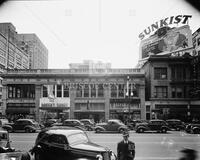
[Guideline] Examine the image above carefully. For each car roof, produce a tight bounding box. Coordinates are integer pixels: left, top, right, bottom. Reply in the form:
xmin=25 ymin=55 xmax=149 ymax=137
xmin=16 ymin=119 xmax=34 ymax=121
xmin=64 ymin=119 xmax=80 ymax=122
xmin=45 ymin=127 xmax=84 ymax=137
xmin=166 ymin=119 xmax=181 ymax=121
xmin=150 ymin=119 xmax=165 ymax=122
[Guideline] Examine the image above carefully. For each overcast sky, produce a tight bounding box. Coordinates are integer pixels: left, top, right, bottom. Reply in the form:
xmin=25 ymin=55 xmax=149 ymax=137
xmin=0 ymin=0 xmax=200 ymax=69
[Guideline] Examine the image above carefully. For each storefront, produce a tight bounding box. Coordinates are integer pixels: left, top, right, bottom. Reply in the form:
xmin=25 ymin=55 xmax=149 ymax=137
xmin=109 ymin=98 xmax=141 ymax=123
xmin=39 ymin=97 xmax=70 ymax=122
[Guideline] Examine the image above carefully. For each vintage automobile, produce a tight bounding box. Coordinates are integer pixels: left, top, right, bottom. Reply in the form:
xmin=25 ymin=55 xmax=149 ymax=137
xmin=126 ymin=119 xmax=148 ymax=130
xmin=53 ymin=119 xmax=86 ymax=131
xmin=0 ymin=118 xmax=13 ymax=132
xmin=43 ymin=118 xmax=58 ymax=128
xmin=0 ymin=128 xmax=31 ymax=160
xmin=80 ymin=119 xmax=96 ymax=131
xmin=135 ymin=119 xmax=169 ymax=133
xmin=30 ymin=126 xmax=117 ymax=160
xmin=185 ymin=123 xmax=200 ymax=134
xmin=8 ymin=119 xmax=41 ymax=133
xmin=94 ymin=119 xmax=128 ymax=133
xmin=166 ymin=119 xmax=186 ymax=131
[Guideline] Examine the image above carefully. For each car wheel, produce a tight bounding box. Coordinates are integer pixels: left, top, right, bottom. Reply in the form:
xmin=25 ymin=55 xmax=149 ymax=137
xmin=161 ymin=128 xmax=167 ymax=133
xmin=139 ymin=128 xmax=144 ymax=133
xmin=25 ymin=128 xmax=31 ymax=133
xmin=95 ymin=128 xmax=101 ymax=133
xmin=119 ymin=128 xmax=124 ymax=133
xmin=193 ymin=128 xmax=200 ymax=134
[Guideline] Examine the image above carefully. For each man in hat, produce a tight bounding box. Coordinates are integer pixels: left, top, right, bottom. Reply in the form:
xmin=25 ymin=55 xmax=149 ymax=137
xmin=179 ymin=148 xmax=198 ymax=160
xmin=117 ymin=131 xmax=135 ymax=160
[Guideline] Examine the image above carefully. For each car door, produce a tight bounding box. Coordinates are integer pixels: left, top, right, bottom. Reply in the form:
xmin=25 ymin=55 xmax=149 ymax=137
xmin=13 ymin=120 xmax=24 ymax=131
xmin=148 ymin=121 xmax=158 ymax=130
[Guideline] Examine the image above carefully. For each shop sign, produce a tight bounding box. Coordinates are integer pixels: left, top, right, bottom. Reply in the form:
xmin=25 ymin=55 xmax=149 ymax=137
xmin=40 ymin=98 xmax=70 ymax=108
xmin=139 ymin=15 xmax=192 ymax=40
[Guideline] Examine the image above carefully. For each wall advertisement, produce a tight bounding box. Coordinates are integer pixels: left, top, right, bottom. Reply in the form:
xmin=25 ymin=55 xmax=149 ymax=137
xmin=40 ymin=97 xmax=70 ymax=108
xmin=140 ymin=25 xmax=193 ymax=59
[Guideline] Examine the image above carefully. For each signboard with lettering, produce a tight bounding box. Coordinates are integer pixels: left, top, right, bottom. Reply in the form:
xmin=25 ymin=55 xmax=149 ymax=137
xmin=40 ymin=98 xmax=70 ymax=108
xmin=139 ymin=25 xmax=193 ymax=59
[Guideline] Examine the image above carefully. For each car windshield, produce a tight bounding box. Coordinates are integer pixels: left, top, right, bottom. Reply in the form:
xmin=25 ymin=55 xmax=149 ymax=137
xmin=67 ymin=132 xmax=89 ymax=145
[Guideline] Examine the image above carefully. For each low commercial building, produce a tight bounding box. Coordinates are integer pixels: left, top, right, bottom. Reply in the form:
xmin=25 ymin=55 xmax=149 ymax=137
xmin=1 ymin=68 xmax=145 ymax=122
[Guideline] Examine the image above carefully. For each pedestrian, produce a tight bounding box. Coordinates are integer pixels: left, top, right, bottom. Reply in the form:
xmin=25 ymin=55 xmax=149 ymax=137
xmin=179 ymin=148 xmax=198 ymax=160
xmin=117 ymin=131 xmax=135 ymax=160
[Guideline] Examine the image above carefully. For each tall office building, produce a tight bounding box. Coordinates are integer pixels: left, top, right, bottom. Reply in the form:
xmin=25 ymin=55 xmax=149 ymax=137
xmin=17 ymin=34 xmax=48 ymax=69
xmin=0 ymin=23 xmax=30 ymax=115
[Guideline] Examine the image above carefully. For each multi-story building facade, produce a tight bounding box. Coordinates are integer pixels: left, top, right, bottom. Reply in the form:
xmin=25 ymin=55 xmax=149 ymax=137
xmin=17 ymin=33 xmax=48 ymax=69
xmin=137 ymin=24 xmax=200 ymax=121
xmin=1 ymin=68 xmax=145 ymax=123
xmin=0 ymin=23 xmax=29 ymax=115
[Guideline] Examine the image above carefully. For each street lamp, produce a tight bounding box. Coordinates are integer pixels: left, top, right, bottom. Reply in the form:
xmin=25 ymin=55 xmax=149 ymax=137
xmin=126 ymin=76 xmax=134 ymax=120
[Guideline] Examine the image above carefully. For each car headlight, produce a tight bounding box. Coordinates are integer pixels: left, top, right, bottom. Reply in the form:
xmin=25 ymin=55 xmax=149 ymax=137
xmin=96 ymin=154 xmax=103 ymax=160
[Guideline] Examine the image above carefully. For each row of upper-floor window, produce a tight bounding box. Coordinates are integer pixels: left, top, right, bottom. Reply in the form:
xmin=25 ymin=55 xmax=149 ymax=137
xmin=154 ymin=67 xmax=191 ymax=80
xmin=153 ymin=85 xmax=193 ymax=98
xmin=42 ymin=84 xmax=138 ymax=98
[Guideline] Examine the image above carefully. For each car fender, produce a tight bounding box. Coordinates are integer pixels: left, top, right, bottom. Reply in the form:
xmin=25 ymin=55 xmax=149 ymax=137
xmin=24 ymin=125 xmax=36 ymax=131
xmin=2 ymin=124 xmax=13 ymax=131
xmin=94 ymin=126 xmax=105 ymax=131
xmin=192 ymin=126 xmax=200 ymax=131
xmin=118 ymin=126 xmax=127 ymax=131
xmin=137 ymin=126 xmax=147 ymax=130
xmin=161 ymin=126 xmax=169 ymax=130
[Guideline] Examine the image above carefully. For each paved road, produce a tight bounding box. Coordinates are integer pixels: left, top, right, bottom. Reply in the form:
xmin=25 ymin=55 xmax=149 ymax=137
xmin=9 ymin=131 xmax=200 ymax=160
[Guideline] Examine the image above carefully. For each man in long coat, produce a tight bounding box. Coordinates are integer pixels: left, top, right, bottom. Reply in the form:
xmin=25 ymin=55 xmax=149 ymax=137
xmin=117 ymin=131 xmax=135 ymax=160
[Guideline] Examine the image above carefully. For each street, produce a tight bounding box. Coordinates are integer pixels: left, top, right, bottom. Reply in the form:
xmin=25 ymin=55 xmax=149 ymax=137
xmin=9 ymin=131 xmax=200 ymax=160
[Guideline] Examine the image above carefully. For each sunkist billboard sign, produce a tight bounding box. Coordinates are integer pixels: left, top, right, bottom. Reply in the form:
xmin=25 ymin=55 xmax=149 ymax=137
xmin=139 ymin=15 xmax=192 ymax=40
xmin=139 ymin=15 xmax=193 ymax=59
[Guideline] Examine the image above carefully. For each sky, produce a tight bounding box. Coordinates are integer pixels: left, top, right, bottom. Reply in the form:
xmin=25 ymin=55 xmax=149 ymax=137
xmin=0 ymin=0 xmax=200 ymax=69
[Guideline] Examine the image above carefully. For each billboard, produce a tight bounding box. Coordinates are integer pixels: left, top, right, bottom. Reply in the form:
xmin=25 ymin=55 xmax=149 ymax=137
xmin=139 ymin=25 xmax=193 ymax=59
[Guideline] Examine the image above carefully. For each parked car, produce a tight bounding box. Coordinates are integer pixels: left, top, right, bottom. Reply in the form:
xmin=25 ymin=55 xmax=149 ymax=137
xmin=80 ymin=119 xmax=95 ymax=131
xmin=9 ymin=119 xmax=41 ymax=133
xmin=43 ymin=118 xmax=58 ymax=127
xmin=30 ymin=127 xmax=117 ymax=160
xmin=53 ymin=119 xmax=86 ymax=131
xmin=185 ymin=123 xmax=200 ymax=134
xmin=0 ymin=118 xmax=13 ymax=132
xmin=126 ymin=119 xmax=148 ymax=130
xmin=0 ymin=128 xmax=31 ymax=160
xmin=135 ymin=119 xmax=169 ymax=133
xmin=94 ymin=119 xmax=128 ymax=133
xmin=166 ymin=119 xmax=186 ymax=131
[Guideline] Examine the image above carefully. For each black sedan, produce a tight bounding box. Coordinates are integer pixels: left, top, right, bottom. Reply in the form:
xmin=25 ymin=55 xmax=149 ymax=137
xmin=30 ymin=126 xmax=117 ymax=160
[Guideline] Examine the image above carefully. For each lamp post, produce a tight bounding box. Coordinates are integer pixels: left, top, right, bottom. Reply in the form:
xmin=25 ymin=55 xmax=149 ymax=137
xmin=126 ymin=76 xmax=134 ymax=120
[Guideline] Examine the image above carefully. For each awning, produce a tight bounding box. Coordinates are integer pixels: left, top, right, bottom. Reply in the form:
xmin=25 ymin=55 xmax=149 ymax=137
xmin=6 ymin=108 xmax=31 ymax=114
xmin=39 ymin=107 xmax=69 ymax=112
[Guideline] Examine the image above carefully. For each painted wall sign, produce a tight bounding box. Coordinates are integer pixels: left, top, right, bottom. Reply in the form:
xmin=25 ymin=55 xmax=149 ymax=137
xmin=139 ymin=15 xmax=192 ymax=40
xmin=40 ymin=97 xmax=70 ymax=108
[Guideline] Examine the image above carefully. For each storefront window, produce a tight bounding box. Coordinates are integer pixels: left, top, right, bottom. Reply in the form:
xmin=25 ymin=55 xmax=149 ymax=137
xmin=43 ymin=85 xmax=48 ymax=97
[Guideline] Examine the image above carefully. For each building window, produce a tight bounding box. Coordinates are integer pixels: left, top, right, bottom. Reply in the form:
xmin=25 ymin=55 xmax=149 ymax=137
xmin=154 ymin=67 xmax=167 ymax=80
xmin=97 ymin=84 xmax=104 ymax=97
xmin=90 ymin=84 xmax=96 ymax=98
xmin=8 ymin=84 xmax=35 ymax=99
xmin=57 ymin=85 xmax=62 ymax=97
xmin=154 ymin=86 xmax=168 ymax=98
xmin=110 ymin=84 xmax=117 ymax=98
xmin=84 ymin=84 xmax=89 ymax=97
xmin=63 ymin=85 xmax=69 ymax=97
xmin=118 ymin=84 xmax=124 ymax=97
xmin=171 ymin=86 xmax=183 ymax=98
xmin=76 ymin=85 xmax=82 ymax=97
xmin=171 ymin=67 xmax=186 ymax=80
